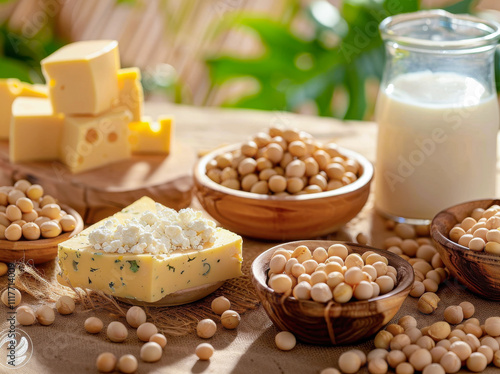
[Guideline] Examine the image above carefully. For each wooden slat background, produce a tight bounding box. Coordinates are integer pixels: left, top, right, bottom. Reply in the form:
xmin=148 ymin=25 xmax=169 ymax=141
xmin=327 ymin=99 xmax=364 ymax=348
xmin=1 ymin=0 xmax=499 ymax=108
xmin=1 ymin=0 xmax=292 ymax=107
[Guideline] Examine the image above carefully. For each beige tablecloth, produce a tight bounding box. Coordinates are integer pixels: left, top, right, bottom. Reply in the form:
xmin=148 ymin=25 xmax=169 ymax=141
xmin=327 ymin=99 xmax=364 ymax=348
xmin=1 ymin=103 xmax=499 ymax=374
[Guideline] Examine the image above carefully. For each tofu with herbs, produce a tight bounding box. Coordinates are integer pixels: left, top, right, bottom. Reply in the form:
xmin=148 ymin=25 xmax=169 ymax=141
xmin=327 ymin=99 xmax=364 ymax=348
xmin=58 ymin=197 xmax=243 ymax=303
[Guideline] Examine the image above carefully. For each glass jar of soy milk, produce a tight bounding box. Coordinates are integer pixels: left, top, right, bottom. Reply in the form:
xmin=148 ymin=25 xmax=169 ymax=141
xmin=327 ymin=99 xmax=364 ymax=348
xmin=375 ymin=10 xmax=500 ymax=224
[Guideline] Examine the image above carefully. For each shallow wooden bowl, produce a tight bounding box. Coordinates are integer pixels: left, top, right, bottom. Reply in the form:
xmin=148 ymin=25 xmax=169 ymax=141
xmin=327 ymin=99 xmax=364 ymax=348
xmin=251 ymin=240 xmax=414 ymax=345
xmin=194 ymin=144 xmax=373 ymax=240
xmin=431 ymin=199 xmax=500 ymax=300
xmin=0 ymin=205 xmax=84 ymax=264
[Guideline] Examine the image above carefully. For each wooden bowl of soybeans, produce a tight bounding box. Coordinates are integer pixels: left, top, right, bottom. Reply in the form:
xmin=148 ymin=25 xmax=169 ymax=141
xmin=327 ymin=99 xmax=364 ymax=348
xmin=193 ymin=132 xmax=373 ymax=240
xmin=251 ymin=240 xmax=414 ymax=345
xmin=0 ymin=179 xmax=83 ymax=264
xmin=0 ymin=203 xmax=83 ymax=264
xmin=431 ymin=199 xmax=500 ymax=300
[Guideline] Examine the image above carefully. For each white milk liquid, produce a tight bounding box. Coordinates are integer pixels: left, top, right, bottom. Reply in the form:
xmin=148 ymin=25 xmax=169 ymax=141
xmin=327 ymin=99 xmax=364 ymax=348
xmin=375 ymin=71 xmax=499 ymax=221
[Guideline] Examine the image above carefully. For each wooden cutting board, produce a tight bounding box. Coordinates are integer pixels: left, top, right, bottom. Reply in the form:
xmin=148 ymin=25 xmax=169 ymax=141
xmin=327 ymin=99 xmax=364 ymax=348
xmin=0 ymin=141 xmax=195 ymax=224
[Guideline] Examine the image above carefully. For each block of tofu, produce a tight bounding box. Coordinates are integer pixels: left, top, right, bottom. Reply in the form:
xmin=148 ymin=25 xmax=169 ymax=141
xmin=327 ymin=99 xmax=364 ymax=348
xmin=128 ymin=116 xmax=173 ymax=154
xmin=0 ymin=79 xmax=49 ymax=139
xmin=41 ymin=40 xmax=120 ymax=115
xmin=58 ymin=197 xmax=243 ymax=303
xmin=60 ymin=108 xmax=132 ymax=173
xmin=9 ymin=97 xmax=64 ymax=162
xmin=117 ymin=67 xmax=143 ymax=121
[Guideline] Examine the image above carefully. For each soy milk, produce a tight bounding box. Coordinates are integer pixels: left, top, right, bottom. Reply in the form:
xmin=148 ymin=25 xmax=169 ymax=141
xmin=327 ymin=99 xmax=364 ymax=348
xmin=375 ymin=71 xmax=498 ymax=221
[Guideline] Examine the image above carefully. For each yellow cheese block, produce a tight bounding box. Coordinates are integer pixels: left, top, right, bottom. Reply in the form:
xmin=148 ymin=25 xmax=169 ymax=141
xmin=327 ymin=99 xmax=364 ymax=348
xmin=60 ymin=108 xmax=132 ymax=173
xmin=41 ymin=40 xmax=120 ymax=115
xmin=18 ymin=83 xmax=48 ymax=98
xmin=0 ymin=79 xmax=20 ymax=139
xmin=117 ymin=67 xmax=143 ymax=121
xmin=58 ymin=197 xmax=243 ymax=303
xmin=9 ymin=97 xmax=64 ymax=162
xmin=0 ymin=79 xmax=49 ymax=139
xmin=128 ymin=116 xmax=173 ymax=154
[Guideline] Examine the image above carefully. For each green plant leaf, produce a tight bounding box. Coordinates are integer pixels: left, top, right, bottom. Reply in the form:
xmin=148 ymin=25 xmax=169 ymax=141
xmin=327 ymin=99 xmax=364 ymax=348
xmin=342 ymin=0 xmax=378 ymax=27
xmin=228 ymin=83 xmax=287 ymax=111
xmin=0 ymin=58 xmax=32 ymax=82
xmin=286 ymin=53 xmax=345 ymax=113
xmin=443 ymin=0 xmax=477 ymax=14
xmin=340 ymin=0 xmax=385 ymax=64
xmin=208 ymin=57 xmax=264 ymax=84
xmin=384 ymin=0 xmax=419 ymax=15
xmin=343 ymin=58 xmax=367 ymax=120
xmin=207 ymin=16 xmax=331 ymax=92
xmin=236 ymin=17 xmax=323 ymax=56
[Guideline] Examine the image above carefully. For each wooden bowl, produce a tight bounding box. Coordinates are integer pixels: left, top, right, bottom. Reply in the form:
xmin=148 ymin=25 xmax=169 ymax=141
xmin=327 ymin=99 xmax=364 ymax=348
xmin=194 ymin=144 xmax=373 ymax=240
xmin=251 ymin=240 xmax=414 ymax=345
xmin=0 ymin=205 xmax=84 ymax=264
xmin=430 ymin=199 xmax=500 ymax=300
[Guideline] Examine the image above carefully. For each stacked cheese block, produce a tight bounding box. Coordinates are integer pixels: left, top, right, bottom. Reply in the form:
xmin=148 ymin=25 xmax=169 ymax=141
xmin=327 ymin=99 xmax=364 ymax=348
xmin=8 ymin=40 xmax=173 ymax=173
xmin=0 ymin=79 xmax=50 ymax=138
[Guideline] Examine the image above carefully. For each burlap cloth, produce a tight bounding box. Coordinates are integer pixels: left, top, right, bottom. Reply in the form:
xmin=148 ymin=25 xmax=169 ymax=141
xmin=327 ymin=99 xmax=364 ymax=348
xmin=1 ymin=104 xmax=499 ymax=373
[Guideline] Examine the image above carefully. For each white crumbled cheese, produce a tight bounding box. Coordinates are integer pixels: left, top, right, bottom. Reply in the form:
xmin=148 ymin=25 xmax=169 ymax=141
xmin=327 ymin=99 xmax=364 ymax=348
xmin=88 ymin=204 xmax=217 ymax=254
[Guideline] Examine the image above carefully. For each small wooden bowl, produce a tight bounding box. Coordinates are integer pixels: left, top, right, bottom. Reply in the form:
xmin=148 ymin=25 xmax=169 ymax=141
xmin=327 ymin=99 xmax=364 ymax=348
xmin=0 ymin=205 xmax=84 ymax=264
xmin=251 ymin=240 xmax=414 ymax=345
xmin=194 ymin=144 xmax=373 ymax=240
xmin=430 ymin=199 xmax=500 ymax=300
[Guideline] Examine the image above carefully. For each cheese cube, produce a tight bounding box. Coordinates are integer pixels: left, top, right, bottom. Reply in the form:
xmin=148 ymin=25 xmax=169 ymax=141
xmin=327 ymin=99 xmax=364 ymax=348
xmin=117 ymin=67 xmax=143 ymax=121
xmin=0 ymin=79 xmax=21 ymax=139
xmin=9 ymin=97 xmax=64 ymax=162
xmin=60 ymin=109 xmax=132 ymax=173
xmin=128 ymin=116 xmax=173 ymax=154
xmin=41 ymin=40 xmax=120 ymax=115
xmin=0 ymin=79 xmax=49 ymax=139
xmin=18 ymin=83 xmax=48 ymax=98
xmin=58 ymin=197 xmax=243 ymax=303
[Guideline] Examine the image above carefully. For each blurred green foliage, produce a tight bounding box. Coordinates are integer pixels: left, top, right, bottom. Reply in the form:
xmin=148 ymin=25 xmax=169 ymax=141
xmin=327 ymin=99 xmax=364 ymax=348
xmin=0 ymin=0 xmax=488 ymax=119
xmin=0 ymin=0 xmax=182 ymax=100
xmin=207 ymin=0 xmax=479 ymax=120
xmin=0 ymin=0 xmax=66 ymax=83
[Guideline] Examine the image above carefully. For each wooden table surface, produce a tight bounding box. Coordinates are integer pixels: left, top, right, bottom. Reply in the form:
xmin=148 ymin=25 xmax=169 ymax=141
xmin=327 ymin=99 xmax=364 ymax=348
xmin=0 ymin=102 xmax=498 ymax=374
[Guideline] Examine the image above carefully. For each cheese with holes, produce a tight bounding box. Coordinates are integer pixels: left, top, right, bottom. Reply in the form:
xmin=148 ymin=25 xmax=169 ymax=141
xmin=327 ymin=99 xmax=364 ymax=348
xmin=60 ymin=108 xmax=132 ymax=173
xmin=58 ymin=197 xmax=243 ymax=302
xmin=0 ymin=79 xmax=49 ymax=139
xmin=41 ymin=40 xmax=120 ymax=115
xmin=128 ymin=116 xmax=173 ymax=154
xmin=10 ymin=97 xmax=64 ymax=162
xmin=117 ymin=67 xmax=143 ymax=121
